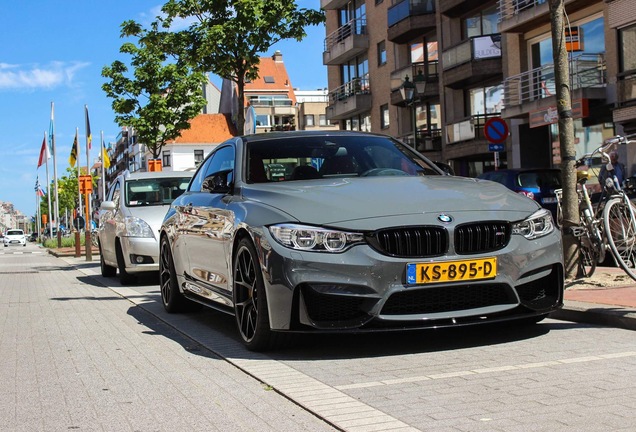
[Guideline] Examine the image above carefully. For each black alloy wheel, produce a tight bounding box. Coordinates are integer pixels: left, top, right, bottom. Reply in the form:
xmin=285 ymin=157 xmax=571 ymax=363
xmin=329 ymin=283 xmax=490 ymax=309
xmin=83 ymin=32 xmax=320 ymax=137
xmin=233 ymin=237 xmax=274 ymax=351
xmin=159 ymin=236 xmax=186 ymax=313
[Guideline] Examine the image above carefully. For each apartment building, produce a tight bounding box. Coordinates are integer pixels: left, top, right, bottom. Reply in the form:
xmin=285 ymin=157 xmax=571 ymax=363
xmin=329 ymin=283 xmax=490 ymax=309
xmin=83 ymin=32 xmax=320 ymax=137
xmin=323 ymin=0 xmax=635 ymax=177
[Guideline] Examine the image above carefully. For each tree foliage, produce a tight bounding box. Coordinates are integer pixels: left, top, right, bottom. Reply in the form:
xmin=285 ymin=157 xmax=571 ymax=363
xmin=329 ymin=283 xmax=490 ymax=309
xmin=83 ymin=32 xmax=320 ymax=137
xmin=102 ymin=21 xmax=208 ymax=159
xmin=157 ymin=0 xmax=325 ymax=135
xmin=39 ymin=167 xmax=95 ymax=227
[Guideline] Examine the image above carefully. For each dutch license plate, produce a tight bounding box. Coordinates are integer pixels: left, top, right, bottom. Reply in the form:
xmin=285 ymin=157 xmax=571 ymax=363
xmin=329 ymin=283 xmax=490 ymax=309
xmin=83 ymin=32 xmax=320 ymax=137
xmin=542 ymin=197 xmax=557 ymax=204
xmin=406 ymin=257 xmax=497 ymax=285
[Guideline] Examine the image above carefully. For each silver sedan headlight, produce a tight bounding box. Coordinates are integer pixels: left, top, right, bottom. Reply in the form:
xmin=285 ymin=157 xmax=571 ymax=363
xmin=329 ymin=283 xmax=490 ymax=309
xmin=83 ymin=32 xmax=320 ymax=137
xmin=512 ymin=208 xmax=554 ymax=240
xmin=269 ymin=224 xmax=365 ymax=252
xmin=122 ymin=216 xmax=155 ymax=238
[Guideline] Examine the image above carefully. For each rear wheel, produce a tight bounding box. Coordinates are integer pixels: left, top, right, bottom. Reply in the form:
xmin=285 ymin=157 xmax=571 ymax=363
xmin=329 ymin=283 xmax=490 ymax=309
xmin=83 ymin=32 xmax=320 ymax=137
xmin=233 ymin=237 xmax=275 ymax=351
xmin=603 ymin=197 xmax=636 ymax=281
xmin=159 ymin=236 xmax=187 ymax=313
xmin=577 ymin=234 xmax=598 ymax=278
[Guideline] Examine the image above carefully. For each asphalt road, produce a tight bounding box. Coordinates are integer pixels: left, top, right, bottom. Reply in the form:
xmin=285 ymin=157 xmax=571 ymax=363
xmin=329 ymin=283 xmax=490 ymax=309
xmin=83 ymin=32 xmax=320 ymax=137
xmin=2 ymin=244 xmax=636 ymax=431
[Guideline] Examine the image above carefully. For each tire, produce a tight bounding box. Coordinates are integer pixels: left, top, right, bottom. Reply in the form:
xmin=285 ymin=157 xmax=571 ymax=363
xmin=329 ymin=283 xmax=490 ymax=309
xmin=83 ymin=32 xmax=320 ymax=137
xmin=603 ymin=197 xmax=636 ymax=281
xmin=159 ymin=236 xmax=188 ymax=313
xmin=115 ymin=241 xmax=136 ymax=285
xmin=99 ymin=242 xmax=117 ymax=277
xmin=577 ymin=234 xmax=598 ymax=278
xmin=233 ymin=237 xmax=276 ymax=351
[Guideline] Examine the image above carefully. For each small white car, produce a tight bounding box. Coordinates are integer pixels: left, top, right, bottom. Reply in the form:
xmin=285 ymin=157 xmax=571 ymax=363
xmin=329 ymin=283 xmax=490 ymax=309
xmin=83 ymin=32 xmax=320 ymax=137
xmin=97 ymin=170 xmax=193 ymax=284
xmin=4 ymin=229 xmax=26 ymax=247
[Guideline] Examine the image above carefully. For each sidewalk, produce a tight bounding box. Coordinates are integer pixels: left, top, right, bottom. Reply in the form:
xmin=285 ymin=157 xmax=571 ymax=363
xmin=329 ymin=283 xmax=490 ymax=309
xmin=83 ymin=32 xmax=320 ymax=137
xmin=45 ymin=246 xmax=636 ymax=331
xmin=553 ymin=266 xmax=636 ymax=330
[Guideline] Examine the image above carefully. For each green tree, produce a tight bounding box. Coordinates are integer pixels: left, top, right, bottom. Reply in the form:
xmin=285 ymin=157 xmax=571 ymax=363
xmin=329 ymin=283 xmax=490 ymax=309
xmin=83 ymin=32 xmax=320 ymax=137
xmin=158 ymin=0 xmax=325 ymax=135
xmin=102 ymin=21 xmax=208 ymax=160
xmin=39 ymin=167 xmax=96 ymax=228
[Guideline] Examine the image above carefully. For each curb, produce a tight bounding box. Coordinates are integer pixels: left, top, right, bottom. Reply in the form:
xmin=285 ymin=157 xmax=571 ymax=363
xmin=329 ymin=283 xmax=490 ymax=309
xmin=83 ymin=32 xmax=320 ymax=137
xmin=551 ymin=300 xmax=636 ymax=331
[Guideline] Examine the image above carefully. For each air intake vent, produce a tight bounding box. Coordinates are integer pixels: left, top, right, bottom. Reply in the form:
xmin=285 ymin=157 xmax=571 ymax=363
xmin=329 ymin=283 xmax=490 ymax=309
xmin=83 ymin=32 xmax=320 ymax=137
xmin=455 ymin=222 xmax=510 ymax=254
xmin=368 ymin=226 xmax=448 ymax=258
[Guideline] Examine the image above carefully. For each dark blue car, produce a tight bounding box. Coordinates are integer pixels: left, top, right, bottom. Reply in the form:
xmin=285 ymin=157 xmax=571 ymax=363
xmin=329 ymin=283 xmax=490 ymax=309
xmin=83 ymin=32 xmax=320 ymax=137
xmin=478 ymin=168 xmax=561 ymax=219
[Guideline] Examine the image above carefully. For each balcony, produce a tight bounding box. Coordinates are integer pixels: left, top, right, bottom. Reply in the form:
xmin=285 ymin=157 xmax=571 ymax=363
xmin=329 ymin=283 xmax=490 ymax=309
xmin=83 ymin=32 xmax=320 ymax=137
xmin=502 ymin=54 xmax=606 ymax=118
xmin=445 ymin=113 xmax=501 ymax=144
xmin=390 ymin=62 xmax=439 ymax=106
xmin=498 ymin=0 xmax=598 ymax=33
xmin=320 ymin=0 xmax=349 ymax=10
xmin=387 ymin=0 xmax=436 ymax=44
xmin=250 ymin=98 xmax=297 ymax=116
xmin=323 ymin=18 xmax=369 ymax=66
xmin=326 ymin=78 xmax=372 ymax=121
xmin=400 ymin=128 xmax=443 ymax=152
xmin=442 ymin=35 xmax=503 ymax=89
xmin=439 ymin=0 xmax=492 ymax=17
xmin=613 ymin=73 xmax=636 ymax=125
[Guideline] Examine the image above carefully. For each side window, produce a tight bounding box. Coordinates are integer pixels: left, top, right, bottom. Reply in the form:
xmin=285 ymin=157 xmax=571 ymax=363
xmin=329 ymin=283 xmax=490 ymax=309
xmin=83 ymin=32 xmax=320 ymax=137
xmin=189 ymin=146 xmax=235 ymax=192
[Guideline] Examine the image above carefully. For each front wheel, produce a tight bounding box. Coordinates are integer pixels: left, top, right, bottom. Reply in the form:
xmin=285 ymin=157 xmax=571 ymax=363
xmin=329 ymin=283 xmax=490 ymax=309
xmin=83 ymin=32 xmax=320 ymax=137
xmin=233 ymin=237 xmax=275 ymax=351
xmin=603 ymin=197 xmax=636 ymax=281
xmin=159 ymin=236 xmax=187 ymax=313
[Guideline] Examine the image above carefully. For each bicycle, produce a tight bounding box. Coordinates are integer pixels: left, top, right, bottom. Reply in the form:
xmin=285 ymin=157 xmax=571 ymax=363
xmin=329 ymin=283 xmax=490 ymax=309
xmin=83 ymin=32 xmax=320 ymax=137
xmin=556 ymin=134 xmax=636 ymax=280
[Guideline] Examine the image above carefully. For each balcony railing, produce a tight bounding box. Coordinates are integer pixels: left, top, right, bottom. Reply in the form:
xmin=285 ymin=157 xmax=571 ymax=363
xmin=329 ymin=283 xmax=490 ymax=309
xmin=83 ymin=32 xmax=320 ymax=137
xmin=503 ymin=54 xmax=606 ymax=107
xmin=446 ymin=113 xmax=501 ymax=144
xmin=249 ymin=98 xmax=294 ymax=107
xmin=401 ymin=128 xmax=442 ymax=151
xmin=328 ymin=77 xmax=370 ymax=104
xmin=442 ymin=34 xmax=502 ymax=71
xmin=498 ymin=0 xmax=547 ymax=22
xmin=390 ymin=62 xmax=438 ymax=91
xmin=324 ymin=18 xmax=367 ymax=53
xmin=388 ymin=0 xmax=435 ymax=27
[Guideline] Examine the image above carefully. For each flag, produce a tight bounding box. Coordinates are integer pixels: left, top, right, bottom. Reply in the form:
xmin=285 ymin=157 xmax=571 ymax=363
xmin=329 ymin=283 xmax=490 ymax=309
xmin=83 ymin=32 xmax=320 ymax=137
xmin=69 ymin=131 xmax=78 ymax=167
xmin=49 ymin=104 xmax=55 ymax=153
xmin=102 ymin=143 xmax=111 ymax=169
xmin=85 ymin=105 xmax=92 ymax=150
xmin=37 ymin=136 xmax=50 ymax=168
xmin=37 ymin=188 xmax=45 ymax=197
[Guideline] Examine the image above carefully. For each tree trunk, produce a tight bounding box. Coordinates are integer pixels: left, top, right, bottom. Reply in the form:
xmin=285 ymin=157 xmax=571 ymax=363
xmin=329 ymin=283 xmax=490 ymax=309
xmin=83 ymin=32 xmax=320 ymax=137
xmin=549 ymin=0 xmax=580 ymax=280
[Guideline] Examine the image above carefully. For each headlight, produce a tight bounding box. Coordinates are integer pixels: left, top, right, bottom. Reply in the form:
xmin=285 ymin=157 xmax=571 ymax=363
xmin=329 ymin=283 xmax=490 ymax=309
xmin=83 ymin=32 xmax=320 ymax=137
xmin=123 ymin=216 xmax=155 ymax=238
xmin=269 ymin=224 xmax=365 ymax=252
xmin=512 ymin=209 xmax=554 ymax=240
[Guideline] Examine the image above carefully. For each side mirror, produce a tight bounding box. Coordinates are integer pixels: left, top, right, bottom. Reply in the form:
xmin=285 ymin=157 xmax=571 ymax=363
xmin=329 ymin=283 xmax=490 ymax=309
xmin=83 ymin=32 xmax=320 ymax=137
xmin=201 ymin=169 xmax=233 ymax=194
xmin=100 ymin=201 xmax=116 ymax=211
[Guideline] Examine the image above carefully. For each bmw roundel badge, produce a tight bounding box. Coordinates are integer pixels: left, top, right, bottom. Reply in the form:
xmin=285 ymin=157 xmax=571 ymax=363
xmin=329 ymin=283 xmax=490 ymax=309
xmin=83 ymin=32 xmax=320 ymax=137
xmin=438 ymin=214 xmax=453 ymax=223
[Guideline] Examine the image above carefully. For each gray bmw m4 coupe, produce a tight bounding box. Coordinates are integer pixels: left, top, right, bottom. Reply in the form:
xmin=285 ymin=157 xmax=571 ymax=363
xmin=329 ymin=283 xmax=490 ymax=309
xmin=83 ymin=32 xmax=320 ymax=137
xmin=159 ymin=131 xmax=564 ymax=351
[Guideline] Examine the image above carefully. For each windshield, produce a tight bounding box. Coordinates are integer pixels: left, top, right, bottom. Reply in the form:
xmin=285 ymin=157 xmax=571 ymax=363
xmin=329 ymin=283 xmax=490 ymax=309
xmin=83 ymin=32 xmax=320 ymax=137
xmin=246 ymin=134 xmax=442 ymax=183
xmin=125 ymin=177 xmax=191 ymax=207
xmin=7 ymin=230 xmax=23 ymax=236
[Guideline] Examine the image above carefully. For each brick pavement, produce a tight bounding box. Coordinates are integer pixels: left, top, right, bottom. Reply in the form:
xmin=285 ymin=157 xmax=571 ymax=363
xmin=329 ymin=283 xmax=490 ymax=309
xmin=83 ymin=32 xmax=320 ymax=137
xmin=0 ymin=247 xmax=338 ymax=432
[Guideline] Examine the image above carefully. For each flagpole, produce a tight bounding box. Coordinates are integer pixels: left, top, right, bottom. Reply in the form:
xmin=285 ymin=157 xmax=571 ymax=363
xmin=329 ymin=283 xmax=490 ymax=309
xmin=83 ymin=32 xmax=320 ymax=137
xmin=84 ymin=105 xmax=92 ymax=261
xmin=75 ymin=128 xmax=83 ymax=228
xmin=44 ymin=131 xmax=53 ymax=240
xmin=50 ymin=102 xmax=61 ymax=246
xmin=100 ymin=131 xmax=106 ymax=201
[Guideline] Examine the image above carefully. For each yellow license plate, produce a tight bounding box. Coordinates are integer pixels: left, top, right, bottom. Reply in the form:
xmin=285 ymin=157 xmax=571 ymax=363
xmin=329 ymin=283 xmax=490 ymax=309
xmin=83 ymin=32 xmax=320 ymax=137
xmin=406 ymin=257 xmax=497 ymax=285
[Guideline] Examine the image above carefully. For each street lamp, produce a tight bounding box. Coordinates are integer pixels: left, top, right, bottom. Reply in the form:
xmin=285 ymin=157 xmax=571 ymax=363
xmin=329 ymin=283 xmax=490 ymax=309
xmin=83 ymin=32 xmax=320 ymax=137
xmin=400 ymin=72 xmax=427 ymax=149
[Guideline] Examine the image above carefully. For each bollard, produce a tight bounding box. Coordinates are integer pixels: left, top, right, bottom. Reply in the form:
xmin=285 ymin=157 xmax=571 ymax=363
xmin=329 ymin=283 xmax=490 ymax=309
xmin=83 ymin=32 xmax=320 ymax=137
xmin=74 ymin=231 xmax=81 ymax=257
xmin=85 ymin=231 xmax=92 ymax=262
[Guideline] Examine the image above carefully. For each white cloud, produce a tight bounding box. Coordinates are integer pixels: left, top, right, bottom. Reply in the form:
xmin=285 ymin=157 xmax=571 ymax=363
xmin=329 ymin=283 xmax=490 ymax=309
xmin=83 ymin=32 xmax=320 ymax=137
xmin=0 ymin=61 xmax=90 ymax=91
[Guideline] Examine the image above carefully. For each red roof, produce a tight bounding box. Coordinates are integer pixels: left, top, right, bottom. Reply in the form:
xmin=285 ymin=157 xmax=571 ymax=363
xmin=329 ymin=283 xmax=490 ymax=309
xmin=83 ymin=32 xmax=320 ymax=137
xmin=167 ymin=114 xmax=237 ymax=144
xmin=244 ymin=55 xmax=296 ymax=105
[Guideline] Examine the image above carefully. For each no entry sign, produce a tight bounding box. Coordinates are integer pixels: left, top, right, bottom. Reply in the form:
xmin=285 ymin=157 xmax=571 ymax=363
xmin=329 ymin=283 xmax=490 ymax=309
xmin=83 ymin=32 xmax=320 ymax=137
xmin=484 ymin=117 xmax=509 ymax=144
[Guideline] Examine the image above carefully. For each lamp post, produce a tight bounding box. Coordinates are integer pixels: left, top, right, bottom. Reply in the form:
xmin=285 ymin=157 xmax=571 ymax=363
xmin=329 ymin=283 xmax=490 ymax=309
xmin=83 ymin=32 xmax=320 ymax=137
xmin=400 ymin=71 xmax=427 ymax=149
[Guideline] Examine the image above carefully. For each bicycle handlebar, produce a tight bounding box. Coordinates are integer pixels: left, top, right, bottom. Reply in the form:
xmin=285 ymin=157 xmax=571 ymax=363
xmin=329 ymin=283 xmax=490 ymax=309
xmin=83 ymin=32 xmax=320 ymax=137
xmin=575 ymin=134 xmax=636 ymax=167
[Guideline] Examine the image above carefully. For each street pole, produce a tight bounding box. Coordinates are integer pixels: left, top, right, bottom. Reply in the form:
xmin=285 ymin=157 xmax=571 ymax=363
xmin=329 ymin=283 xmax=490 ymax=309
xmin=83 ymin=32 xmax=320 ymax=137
xmin=549 ymin=0 xmax=579 ymax=279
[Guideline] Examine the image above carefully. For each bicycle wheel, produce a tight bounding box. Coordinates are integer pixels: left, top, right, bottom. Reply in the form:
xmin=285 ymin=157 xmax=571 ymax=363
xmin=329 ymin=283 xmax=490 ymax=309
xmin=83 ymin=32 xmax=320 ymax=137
xmin=603 ymin=197 xmax=636 ymax=280
xmin=577 ymin=233 xmax=597 ymax=278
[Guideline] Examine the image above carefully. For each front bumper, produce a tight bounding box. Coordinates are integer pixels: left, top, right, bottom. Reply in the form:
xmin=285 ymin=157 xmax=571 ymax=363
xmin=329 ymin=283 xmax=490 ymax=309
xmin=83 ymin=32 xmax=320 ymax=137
xmin=119 ymin=236 xmax=160 ymax=273
xmin=256 ymin=228 xmax=564 ymax=332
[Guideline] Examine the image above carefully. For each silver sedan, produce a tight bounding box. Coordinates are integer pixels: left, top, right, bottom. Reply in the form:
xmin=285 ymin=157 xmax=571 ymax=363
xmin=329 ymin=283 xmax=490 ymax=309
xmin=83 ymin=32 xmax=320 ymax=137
xmin=159 ymin=131 xmax=564 ymax=351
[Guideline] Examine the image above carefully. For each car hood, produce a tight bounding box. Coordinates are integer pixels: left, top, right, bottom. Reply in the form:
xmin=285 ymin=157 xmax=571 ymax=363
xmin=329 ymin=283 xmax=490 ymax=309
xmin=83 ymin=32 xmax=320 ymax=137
xmin=242 ymin=176 xmax=541 ymax=229
xmin=126 ymin=205 xmax=171 ymax=237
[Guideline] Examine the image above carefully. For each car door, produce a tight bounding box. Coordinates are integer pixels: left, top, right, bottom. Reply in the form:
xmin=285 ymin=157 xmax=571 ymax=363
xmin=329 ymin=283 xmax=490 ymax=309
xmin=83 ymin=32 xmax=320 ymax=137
xmin=177 ymin=145 xmax=236 ymax=296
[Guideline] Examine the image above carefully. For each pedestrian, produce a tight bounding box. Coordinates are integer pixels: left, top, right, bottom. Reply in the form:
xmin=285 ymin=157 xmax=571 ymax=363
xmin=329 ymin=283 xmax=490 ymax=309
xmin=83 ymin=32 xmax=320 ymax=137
xmin=599 ymin=150 xmax=626 ymax=188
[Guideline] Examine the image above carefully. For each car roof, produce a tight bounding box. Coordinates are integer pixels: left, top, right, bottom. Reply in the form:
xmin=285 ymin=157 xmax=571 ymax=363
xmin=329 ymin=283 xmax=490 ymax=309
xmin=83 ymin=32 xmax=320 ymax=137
xmin=238 ymin=130 xmax=390 ymax=143
xmin=123 ymin=170 xmax=194 ymax=180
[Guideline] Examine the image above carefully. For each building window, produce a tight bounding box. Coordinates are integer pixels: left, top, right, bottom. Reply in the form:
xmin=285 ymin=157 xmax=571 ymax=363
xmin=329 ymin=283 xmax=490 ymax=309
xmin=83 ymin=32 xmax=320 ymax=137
xmin=463 ymin=5 xmax=498 ymax=39
xmin=377 ymin=40 xmax=387 ymax=66
xmin=467 ymin=85 xmax=503 ymax=116
xmin=304 ymin=114 xmax=315 ymax=127
xmin=380 ymin=104 xmax=390 ymax=129
xmin=620 ymin=24 xmax=636 ymax=72
xmin=194 ymin=149 xmax=204 ymax=165
xmin=319 ymin=114 xmax=327 ymax=126
xmin=162 ymin=151 xmax=171 ymax=167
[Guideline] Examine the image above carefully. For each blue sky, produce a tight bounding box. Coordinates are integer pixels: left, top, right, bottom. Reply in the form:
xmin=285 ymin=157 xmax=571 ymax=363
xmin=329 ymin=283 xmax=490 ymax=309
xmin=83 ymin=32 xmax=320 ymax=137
xmin=0 ymin=0 xmax=327 ymax=218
